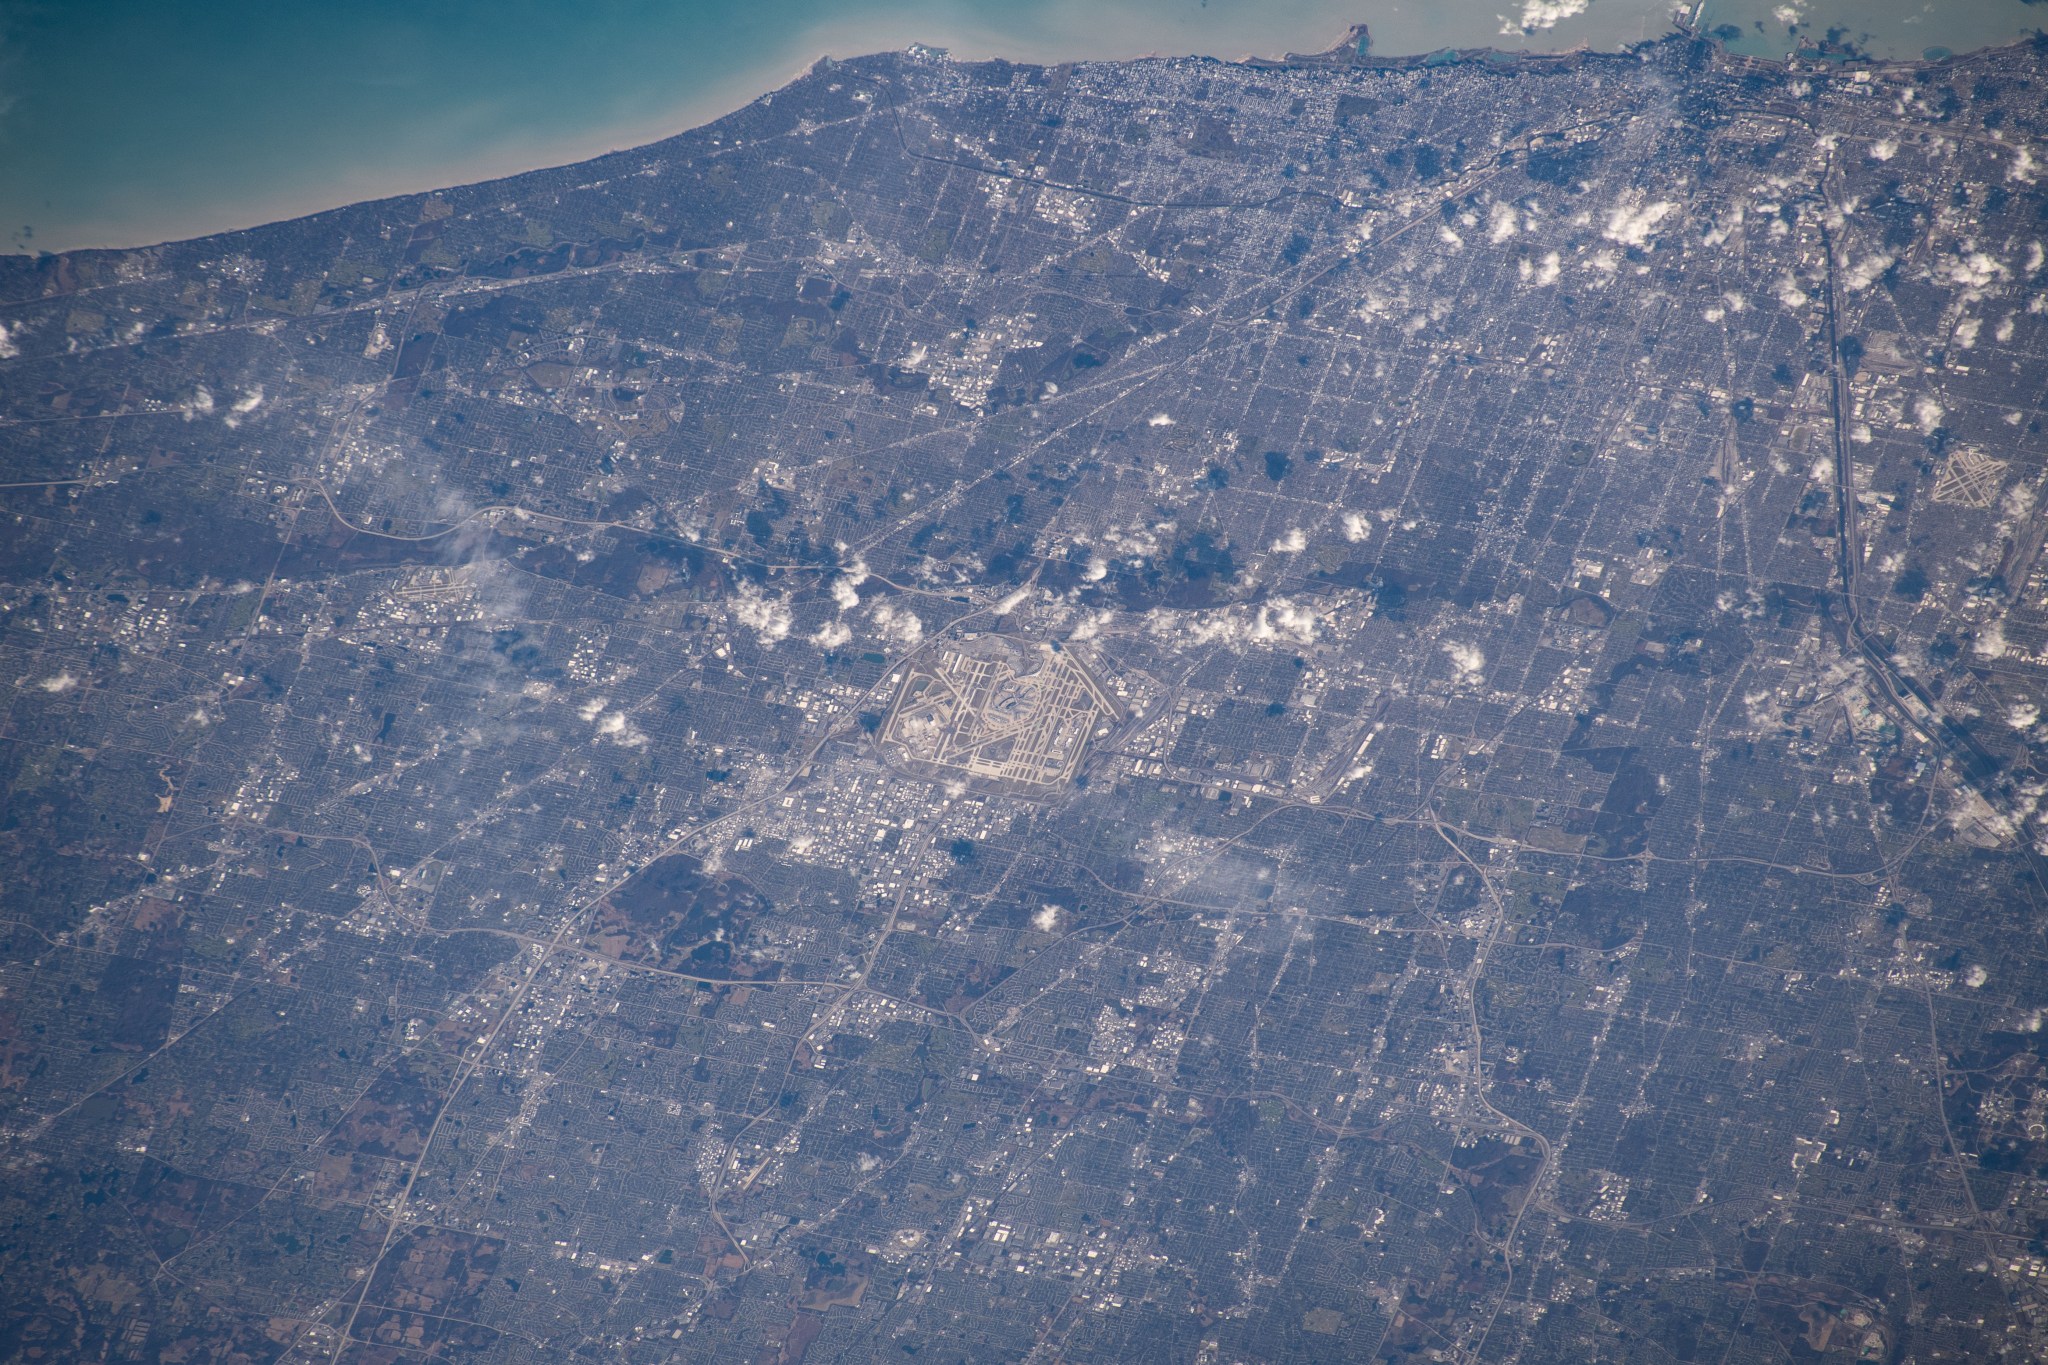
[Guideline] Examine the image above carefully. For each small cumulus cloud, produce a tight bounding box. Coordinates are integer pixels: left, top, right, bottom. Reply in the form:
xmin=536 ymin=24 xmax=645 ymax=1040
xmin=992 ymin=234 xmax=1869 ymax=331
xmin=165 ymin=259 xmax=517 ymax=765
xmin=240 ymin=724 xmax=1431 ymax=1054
xmin=37 ymin=671 xmax=78 ymax=693
xmin=596 ymin=710 xmax=648 ymax=748
xmin=1501 ymin=0 xmax=1588 ymax=35
xmin=1943 ymin=247 xmax=2009 ymax=292
xmin=1603 ymin=199 xmax=1676 ymax=250
xmin=1842 ymin=252 xmax=1894 ymax=292
xmin=1702 ymin=292 xmax=1745 ymax=323
xmin=1252 ymin=600 xmax=1319 ymax=646
xmin=1701 ymin=205 xmax=1745 ymax=248
xmin=872 ymin=600 xmax=924 ymax=647
xmin=1442 ymin=641 xmax=1486 ymax=684
xmin=732 ymin=585 xmax=792 ymax=647
xmin=222 ymin=387 xmax=265 ymax=428
xmin=578 ymin=695 xmax=646 ymax=747
xmin=830 ymin=554 xmax=870 ymax=611
xmin=1068 ymin=609 xmax=1115 ymax=642
xmin=1166 ymin=598 xmax=1319 ymax=648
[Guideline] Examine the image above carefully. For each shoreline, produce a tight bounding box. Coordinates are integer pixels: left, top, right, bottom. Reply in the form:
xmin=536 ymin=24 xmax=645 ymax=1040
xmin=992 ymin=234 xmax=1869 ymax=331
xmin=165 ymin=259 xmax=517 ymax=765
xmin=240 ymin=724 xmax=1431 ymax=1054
xmin=8 ymin=13 xmax=2032 ymax=262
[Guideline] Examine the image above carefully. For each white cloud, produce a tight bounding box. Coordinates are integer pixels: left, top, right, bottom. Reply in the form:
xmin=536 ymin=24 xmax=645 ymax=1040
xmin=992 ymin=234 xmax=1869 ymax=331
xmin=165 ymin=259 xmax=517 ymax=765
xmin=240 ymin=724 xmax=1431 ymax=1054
xmin=1868 ymin=139 xmax=1897 ymax=162
xmin=1254 ymin=600 xmax=1319 ymax=645
xmin=2012 ymin=145 xmax=2038 ymax=184
xmin=1914 ymin=397 xmax=1944 ymax=434
xmin=732 ymin=585 xmax=792 ymax=646
xmin=1166 ymin=597 xmax=1320 ymax=648
xmin=1603 ymin=199 xmax=1676 ymax=250
xmin=1701 ymin=207 xmax=1744 ymax=249
xmin=1068 ymin=609 xmax=1115 ymax=642
xmin=812 ymin=620 xmax=852 ymax=649
xmin=872 ymin=600 xmax=924 ymax=647
xmin=1518 ymin=251 xmax=1562 ymax=286
xmin=1501 ymin=0 xmax=1588 ymax=34
xmin=1944 ymin=248 xmax=2009 ymax=292
xmin=1032 ymin=904 xmax=1062 ymax=932
xmin=1487 ymin=201 xmax=1519 ymax=244
xmin=1975 ymin=622 xmax=2009 ymax=660
xmin=1842 ymin=252 xmax=1893 ymax=292
xmin=1342 ymin=511 xmax=1372 ymax=542
xmin=2009 ymin=703 xmax=2041 ymax=731
xmin=829 ymin=554 xmax=870 ymax=611
xmin=0 ymin=322 xmax=18 ymax=360
xmin=37 ymin=671 xmax=78 ymax=693
xmin=596 ymin=710 xmax=648 ymax=748
xmin=1146 ymin=412 xmax=1175 ymax=427
xmin=180 ymin=386 xmax=215 ymax=420
xmin=223 ymin=386 xmax=265 ymax=428
xmin=1442 ymin=642 xmax=1486 ymax=683
xmin=1270 ymin=527 xmax=1307 ymax=553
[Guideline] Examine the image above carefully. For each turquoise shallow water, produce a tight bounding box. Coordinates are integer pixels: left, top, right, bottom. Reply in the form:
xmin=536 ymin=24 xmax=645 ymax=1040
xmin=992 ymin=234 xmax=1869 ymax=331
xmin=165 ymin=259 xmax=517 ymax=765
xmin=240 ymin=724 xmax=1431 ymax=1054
xmin=0 ymin=0 xmax=2040 ymax=253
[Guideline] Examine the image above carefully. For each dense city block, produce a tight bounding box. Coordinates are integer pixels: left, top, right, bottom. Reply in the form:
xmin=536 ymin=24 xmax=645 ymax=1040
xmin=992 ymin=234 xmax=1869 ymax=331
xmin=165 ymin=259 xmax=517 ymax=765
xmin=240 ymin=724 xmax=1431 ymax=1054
xmin=4 ymin=28 xmax=2048 ymax=1363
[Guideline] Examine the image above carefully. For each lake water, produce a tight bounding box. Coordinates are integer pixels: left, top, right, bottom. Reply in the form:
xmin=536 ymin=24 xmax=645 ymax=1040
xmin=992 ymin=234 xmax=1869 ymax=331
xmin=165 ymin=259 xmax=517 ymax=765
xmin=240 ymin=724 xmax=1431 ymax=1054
xmin=1 ymin=0 xmax=2040 ymax=254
